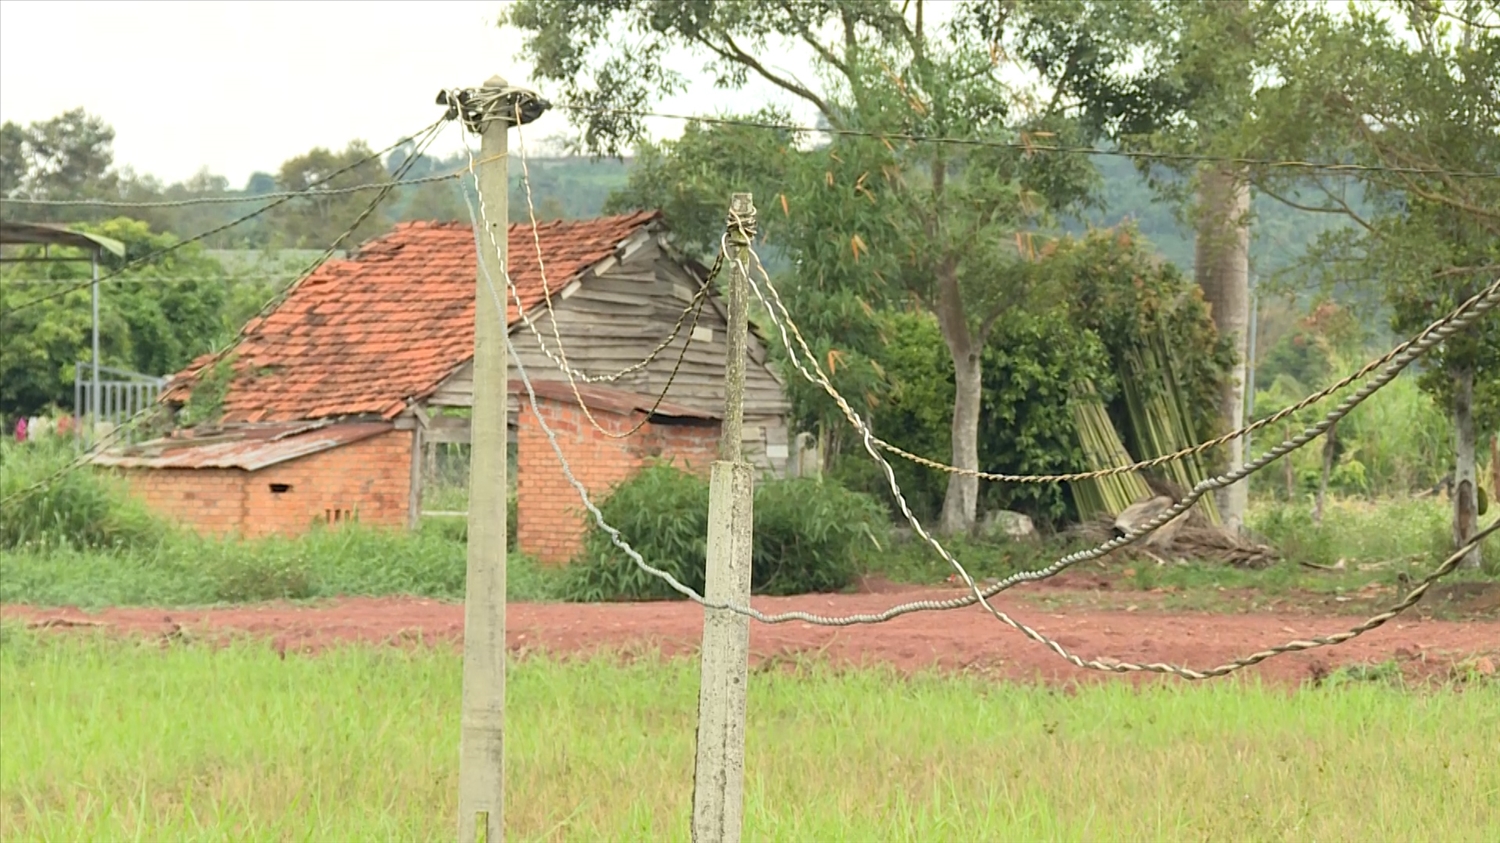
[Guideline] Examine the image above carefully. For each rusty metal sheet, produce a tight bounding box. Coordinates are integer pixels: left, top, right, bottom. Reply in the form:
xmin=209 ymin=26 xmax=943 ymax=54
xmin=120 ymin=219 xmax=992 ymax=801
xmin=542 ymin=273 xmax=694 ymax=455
xmin=91 ymin=421 xmax=394 ymax=472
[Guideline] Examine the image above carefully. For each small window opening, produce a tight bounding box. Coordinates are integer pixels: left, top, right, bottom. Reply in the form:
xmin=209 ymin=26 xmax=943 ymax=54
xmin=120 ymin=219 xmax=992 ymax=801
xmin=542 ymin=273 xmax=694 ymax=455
xmin=325 ymin=508 xmax=352 ymax=524
xmin=270 ymin=483 xmax=292 ymax=494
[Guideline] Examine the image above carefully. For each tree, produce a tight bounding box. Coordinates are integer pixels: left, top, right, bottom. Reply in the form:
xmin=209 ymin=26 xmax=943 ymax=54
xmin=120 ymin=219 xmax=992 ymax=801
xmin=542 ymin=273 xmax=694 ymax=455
xmin=994 ymin=0 xmax=1295 ymax=531
xmin=0 ymin=121 xmax=26 ymax=199
xmin=0 ymin=109 xmax=120 ymax=222
xmin=270 ymin=141 xmax=393 ymax=249
xmin=0 ymin=218 xmax=229 ymax=418
xmin=1246 ymin=0 xmax=1500 ymax=568
xmin=506 ymin=0 xmax=1097 ymax=533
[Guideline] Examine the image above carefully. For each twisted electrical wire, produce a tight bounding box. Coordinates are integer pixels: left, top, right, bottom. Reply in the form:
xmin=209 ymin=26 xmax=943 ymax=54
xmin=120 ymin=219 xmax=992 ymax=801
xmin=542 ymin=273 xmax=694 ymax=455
xmin=457 ymin=102 xmax=724 ymax=440
xmin=471 ymin=184 xmax=1498 ymax=679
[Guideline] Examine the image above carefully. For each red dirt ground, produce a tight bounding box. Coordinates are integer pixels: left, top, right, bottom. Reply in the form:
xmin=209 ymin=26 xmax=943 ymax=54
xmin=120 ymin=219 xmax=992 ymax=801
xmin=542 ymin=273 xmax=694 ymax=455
xmin=6 ymin=583 xmax=1498 ymax=687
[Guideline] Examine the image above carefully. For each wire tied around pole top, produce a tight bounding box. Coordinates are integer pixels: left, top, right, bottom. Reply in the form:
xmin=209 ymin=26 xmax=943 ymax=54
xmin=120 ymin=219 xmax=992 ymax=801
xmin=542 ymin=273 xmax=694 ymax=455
xmin=726 ymin=201 xmax=758 ymax=241
xmin=437 ymin=83 xmax=551 ymax=134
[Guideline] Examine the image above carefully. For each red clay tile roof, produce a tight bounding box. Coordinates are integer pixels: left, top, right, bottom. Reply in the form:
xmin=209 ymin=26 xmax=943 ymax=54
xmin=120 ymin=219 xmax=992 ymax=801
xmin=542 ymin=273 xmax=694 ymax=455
xmin=163 ymin=211 xmax=663 ymax=424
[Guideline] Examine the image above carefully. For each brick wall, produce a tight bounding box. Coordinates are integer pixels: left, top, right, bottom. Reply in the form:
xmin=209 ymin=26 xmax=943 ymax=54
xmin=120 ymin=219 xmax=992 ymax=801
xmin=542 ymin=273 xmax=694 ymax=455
xmin=118 ymin=429 xmax=414 ymax=539
xmin=637 ymin=421 xmax=720 ymax=476
xmin=121 ymin=467 xmax=247 ymax=538
xmin=247 ymin=429 xmax=413 ymax=538
xmin=516 ymin=395 xmax=723 ymax=565
xmin=516 ymin=398 xmax=640 ymax=564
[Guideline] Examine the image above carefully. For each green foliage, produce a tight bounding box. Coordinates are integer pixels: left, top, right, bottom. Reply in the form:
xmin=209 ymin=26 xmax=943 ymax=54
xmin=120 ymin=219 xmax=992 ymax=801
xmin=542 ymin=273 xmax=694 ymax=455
xmin=0 ymin=109 xmax=118 ymax=210
xmin=0 ymin=520 xmax=567 ymax=609
xmin=1253 ymin=366 xmax=1454 ymax=500
xmin=824 ymin=226 xmax=1227 ymax=527
xmin=567 ymin=462 xmax=708 ymax=602
xmin=1055 ymin=227 xmax=1234 ymax=450
xmin=828 ymin=306 xmax=1114 ymax=526
xmin=268 ymin=141 xmax=394 ymax=249
xmin=1247 ymin=2 xmax=1500 ymax=441
xmin=567 ymin=462 xmax=887 ymax=601
xmin=0 ymin=218 xmax=229 ymax=418
xmin=750 ymin=476 xmax=887 ymax=596
xmin=0 ymin=439 xmax=162 ymax=551
xmin=1247 ymin=498 xmax=1451 ymax=572
xmin=178 ymin=352 xmax=235 ymax=428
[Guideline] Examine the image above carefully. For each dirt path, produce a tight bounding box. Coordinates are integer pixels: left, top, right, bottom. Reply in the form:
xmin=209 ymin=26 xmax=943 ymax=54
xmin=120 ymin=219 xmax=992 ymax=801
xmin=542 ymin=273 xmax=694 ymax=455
xmin=6 ymin=584 xmax=1497 ymax=686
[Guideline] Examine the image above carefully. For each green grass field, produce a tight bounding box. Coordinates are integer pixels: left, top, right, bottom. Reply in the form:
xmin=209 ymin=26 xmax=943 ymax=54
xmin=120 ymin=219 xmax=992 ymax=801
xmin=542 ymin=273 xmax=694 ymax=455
xmin=3 ymin=628 xmax=1497 ymax=842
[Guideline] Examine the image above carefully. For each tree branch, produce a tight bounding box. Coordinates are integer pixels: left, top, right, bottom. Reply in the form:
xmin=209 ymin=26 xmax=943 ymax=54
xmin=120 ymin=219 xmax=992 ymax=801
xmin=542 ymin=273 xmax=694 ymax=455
xmin=775 ymin=1 xmax=849 ymax=77
xmin=1254 ymin=180 xmax=1378 ymax=234
xmin=1316 ymin=181 xmax=1382 ymax=234
xmin=691 ymin=30 xmax=840 ymax=127
xmin=978 ymin=302 xmax=1010 ymax=345
xmin=1352 ymin=118 xmax=1500 ymax=232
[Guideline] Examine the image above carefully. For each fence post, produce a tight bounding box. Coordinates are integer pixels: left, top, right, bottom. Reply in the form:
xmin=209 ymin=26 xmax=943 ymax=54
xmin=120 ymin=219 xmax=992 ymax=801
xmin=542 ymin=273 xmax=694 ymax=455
xmin=691 ymin=193 xmax=757 ymax=843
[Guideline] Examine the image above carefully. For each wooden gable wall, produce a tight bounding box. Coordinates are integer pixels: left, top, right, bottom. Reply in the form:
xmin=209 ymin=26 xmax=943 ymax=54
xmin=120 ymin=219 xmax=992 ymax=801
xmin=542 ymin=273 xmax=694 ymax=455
xmin=425 ymin=234 xmax=793 ymax=476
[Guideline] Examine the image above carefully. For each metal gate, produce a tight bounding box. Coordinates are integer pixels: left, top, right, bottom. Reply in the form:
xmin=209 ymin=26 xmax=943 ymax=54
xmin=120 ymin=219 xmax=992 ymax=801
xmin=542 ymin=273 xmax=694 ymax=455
xmin=74 ymin=363 xmax=166 ymax=447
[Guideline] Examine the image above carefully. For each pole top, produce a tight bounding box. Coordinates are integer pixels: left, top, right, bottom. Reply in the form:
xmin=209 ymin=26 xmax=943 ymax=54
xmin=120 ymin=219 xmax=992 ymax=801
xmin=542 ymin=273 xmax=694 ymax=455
xmin=437 ymin=77 xmax=550 ymax=133
xmin=726 ymin=193 xmax=757 ymax=242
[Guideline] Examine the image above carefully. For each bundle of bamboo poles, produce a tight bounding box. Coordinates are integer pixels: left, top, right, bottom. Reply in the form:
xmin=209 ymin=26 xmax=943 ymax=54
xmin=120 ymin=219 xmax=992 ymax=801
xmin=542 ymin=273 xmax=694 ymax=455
xmin=1070 ymin=380 xmax=1153 ymax=520
xmin=1119 ymin=328 xmax=1221 ymax=525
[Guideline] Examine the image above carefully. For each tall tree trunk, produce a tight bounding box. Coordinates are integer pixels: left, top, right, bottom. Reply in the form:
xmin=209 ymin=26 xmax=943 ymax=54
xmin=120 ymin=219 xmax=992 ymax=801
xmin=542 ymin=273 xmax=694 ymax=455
xmin=1195 ymin=165 xmax=1251 ymax=532
xmin=1453 ymin=367 xmax=1482 ymax=569
xmin=1490 ymin=433 xmax=1499 ymax=518
xmin=934 ymin=257 xmax=981 ymax=536
xmin=1314 ymin=420 xmax=1337 ymax=525
xmin=1284 ymin=423 xmax=1296 ymax=500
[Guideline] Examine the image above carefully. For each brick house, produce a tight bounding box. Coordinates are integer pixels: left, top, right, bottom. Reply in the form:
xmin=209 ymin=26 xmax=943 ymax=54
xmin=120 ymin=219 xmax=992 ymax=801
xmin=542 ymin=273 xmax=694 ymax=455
xmin=95 ymin=211 xmax=792 ymax=561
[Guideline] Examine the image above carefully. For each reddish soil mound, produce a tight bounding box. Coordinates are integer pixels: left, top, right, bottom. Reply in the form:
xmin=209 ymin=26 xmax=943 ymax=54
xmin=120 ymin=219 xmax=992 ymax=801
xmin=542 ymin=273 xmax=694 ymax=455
xmin=6 ymin=586 xmax=1497 ymax=687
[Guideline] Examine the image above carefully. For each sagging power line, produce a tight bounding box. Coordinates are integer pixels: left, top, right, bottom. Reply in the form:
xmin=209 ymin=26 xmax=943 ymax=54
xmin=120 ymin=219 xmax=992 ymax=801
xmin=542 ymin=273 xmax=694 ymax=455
xmin=0 ymin=116 xmax=450 ymax=318
xmin=553 ymin=102 xmax=1500 ymax=181
xmin=482 ymin=151 xmax=1500 ymax=678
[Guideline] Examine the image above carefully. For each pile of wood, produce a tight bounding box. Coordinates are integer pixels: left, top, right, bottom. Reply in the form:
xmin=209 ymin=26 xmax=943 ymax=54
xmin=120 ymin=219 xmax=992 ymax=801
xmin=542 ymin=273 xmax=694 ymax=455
xmin=1069 ymin=494 xmax=1281 ymax=570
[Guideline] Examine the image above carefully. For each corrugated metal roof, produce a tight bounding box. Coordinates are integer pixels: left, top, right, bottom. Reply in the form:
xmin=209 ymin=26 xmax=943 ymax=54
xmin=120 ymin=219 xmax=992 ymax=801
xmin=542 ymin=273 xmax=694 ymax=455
xmin=1 ymin=220 xmax=126 ymax=257
xmin=91 ymin=420 xmax=394 ymax=472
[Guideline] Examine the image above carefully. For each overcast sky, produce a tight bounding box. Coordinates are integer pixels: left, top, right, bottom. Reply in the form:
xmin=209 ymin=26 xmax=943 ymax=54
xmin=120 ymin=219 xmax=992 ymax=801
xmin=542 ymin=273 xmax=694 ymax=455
xmin=0 ymin=0 xmax=834 ymax=188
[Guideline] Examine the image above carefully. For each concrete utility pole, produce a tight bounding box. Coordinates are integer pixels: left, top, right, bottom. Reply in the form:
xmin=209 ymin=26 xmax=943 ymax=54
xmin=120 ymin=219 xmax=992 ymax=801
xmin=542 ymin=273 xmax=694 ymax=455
xmin=692 ymin=193 xmax=757 ymax=843
xmin=451 ymin=75 xmax=548 ymax=843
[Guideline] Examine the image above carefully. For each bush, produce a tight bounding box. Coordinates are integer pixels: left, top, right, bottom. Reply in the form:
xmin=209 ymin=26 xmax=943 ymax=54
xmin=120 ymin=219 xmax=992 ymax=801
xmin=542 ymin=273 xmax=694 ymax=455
xmin=0 ymin=439 xmax=163 ymax=551
xmin=751 ymin=476 xmax=887 ymax=595
xmin=1247 ymin=497 xmax=1451 ymax=569
xmin=566 ymin=462 xmax=888 ymax=601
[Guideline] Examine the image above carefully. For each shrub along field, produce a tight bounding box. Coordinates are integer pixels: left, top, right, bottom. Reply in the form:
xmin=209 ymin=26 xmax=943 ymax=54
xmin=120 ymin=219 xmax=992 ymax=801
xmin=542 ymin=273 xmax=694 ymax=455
xmin=3 ymin=628 xmax=1497 ymax=842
